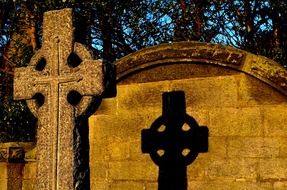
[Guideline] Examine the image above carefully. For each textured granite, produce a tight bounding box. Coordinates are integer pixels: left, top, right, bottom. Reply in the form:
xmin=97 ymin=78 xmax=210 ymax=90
xmin=14 ymin=9 xmax=104 ymax=190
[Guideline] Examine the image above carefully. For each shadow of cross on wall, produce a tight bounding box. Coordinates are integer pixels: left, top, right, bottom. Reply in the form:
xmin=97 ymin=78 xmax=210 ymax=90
xmin=13 ymin=9 xmax=104 ymax=190
xmin=142 ymin=91 xmax=209 ymax=190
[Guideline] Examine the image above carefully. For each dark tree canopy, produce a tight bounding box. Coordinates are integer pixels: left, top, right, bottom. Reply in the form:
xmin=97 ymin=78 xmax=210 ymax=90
xmin=0 ymin=0 xmax=286 ymax=141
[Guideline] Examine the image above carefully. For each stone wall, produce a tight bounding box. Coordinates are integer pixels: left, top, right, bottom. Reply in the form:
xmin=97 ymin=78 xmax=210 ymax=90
xmin=89 ymin=42 xmax=287 ymax=190
xmin=89 ymin=74 xmax=287 ymax=190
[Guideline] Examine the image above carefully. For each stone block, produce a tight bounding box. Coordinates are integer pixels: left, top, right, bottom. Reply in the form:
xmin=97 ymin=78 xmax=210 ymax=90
xmin=186 ymin=108 xmax=209 ymax=127
xmin=107 ymin=140 xmax=131 ymax=160
xmin=7 ymin=177 xmax=22 ymax=190
xmin=109 ymin=181 xmax=145 ymax=190
xmin=238 ymin=74 xmax=287 ymax=106
xmin=118 ymin=63 xmax=238 ymax=84
xmin=187 ymin=156 xmax=206 ymax=180
xmin=188 ymin=180 xmax=273 ymax=190
xmin=208 ymin=137 xmax=228 ymax=158
xmin=117 ymin=81 xmax=171 ymax=111
xmin=89 ymin=142 xmax=108 ymax=162
xmin=209 ymin=107 xmax=263 ymax=137
xmin=7 ymin=163 xmax=24 ymax=179
xmin=0 ymin=179 xmax=7 ymax=190
xmin=278 ymin=138 xmax=287 ymax=157
xmin=140 ymin=107 xmax=163 ymax=129
xmin=274 ymin=182 xmax=287 ymax=190
xmin=89 ymin=115 xmax=112 ymax=142
xmin=89 ymin=108 xmax=163 ymax=164
xmin=116 ymin=111 xmax=159 ymax=139
xmin=0 ymin=148 xmax=7 ymax=162
xmin=90 ymin=161 xmax=108 ymax=180
xmin=89 ymin=115 xmax=110 ymax=162
xmin=107 ymin=138 xmax=145 ymax=161
xmin=129 ymin=140 xmax=146 ymax=161
xmin=144 ymin=182 xmax=158 ymax=190
xmin=90 ymin=108 xmax=161 ymax=141
xmin=90 ymin=180 xmax=109 ymax=190
xmin=205 ymin=158 xmax=258 ymax=180
xmin=22 ymin=179 xmax=35 ymax=190
xmin=106 ymin=111 xmax=147 ymax=141
xmin=228 ymin=137 xmax=280 ymax=158
xmin=170 ymin=76 xmax=238 ymax=108
xmin=230 ymin=107 xmax=263 ymax=136
xmin=23 ymin=162 xmax=36 ymax=179
xmin=259 ymin=158 xmax=287 ymax=179
xmin=189 ymin=180 xmax=232 ymax=190
xmin=108 ymin=161 xmax=157 ymax=181
xmin=263 ymin=106 xmax=287 ymax=137
xmin=95 ymin=97 xmax=118 ymax=115
xmin=0 ymin=163 xmax=7 ymax=179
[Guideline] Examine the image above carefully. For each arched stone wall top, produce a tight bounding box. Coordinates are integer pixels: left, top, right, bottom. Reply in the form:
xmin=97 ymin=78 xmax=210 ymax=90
xmin=115 ymin=41 xmax=287 ymax=96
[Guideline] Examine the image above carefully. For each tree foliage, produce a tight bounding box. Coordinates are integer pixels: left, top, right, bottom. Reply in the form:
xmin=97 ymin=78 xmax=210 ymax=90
xmin=0 ymin=0 xmax=286 ymax=141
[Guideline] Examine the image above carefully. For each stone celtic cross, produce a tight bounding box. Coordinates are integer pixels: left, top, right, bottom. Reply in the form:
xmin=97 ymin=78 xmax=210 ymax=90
xmin=142 ymin=91 xmax=208 ymax=190
xmin=14 ymin=9 xmax=104 ymax=190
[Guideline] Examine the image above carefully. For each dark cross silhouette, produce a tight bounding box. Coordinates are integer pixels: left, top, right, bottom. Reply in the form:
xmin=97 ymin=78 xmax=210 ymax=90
xmin=142 ymin=91 xmax=208 ymax=190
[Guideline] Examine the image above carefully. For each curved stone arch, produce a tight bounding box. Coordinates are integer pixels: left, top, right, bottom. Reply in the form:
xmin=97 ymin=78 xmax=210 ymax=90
xmin=115 ymin=41 xmax=287 ymax=96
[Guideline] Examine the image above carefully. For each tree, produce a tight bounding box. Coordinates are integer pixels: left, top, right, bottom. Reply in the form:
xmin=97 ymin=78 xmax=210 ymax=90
xmin=0 ymin=2 xmax=37 ymax=141
xmin=211 ymin=0 xmax=287 ymax=66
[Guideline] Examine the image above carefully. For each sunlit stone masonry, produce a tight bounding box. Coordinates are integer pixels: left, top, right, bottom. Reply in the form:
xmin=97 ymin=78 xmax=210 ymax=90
xmin=89 ymin=42 xmax=287 ymax=190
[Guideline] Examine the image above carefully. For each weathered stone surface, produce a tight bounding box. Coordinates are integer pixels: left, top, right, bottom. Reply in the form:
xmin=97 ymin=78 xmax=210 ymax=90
xmin=0 ymin=149 xmax=7 ymax=162
xmin=89 ymin=162 xmax=108 ymax=180
xmin=263 ymin=106 xmax=287 ymax=137
xmin=90 ymin=181 xmax=108 ymax=190
xmin=278 ymin=138 xmax=287 ymax=157
xmin=206 ymin=158 xmax=258 ymax=180
xmin=259 ymin=158 xmax=287 ymax=179
xmin=109 ymin=181 xmax=145 ymax=190
xmin=22 ymin=179 xmax=36 ymax=190
xmin=7 ymin=163 xmax=24 ymax=190
xmin=0 ymin=179 xmax=7 ymax=190
xmin=118 ymin=63 xmax=238 ymax=84
xmin=206 ymin=137 xmax=227 ymax=158
xmin=238 ymin=74 xmax=287 ymax=106
xmin=274 ymin=182 xmax=287 ymax=190
xmin=0 ymin=142 xmax=34 ymax=162
xmin=116 ymin=42 xmax=245 ymax=81
xmin=13 ymin=8 xmax=103 ymax=190
xmin=116 ymin=41 xmax=287 ymax=96
xmin=188 ymin=180 xmax=274 ymax=190
xmin=209 ymin=107 xmax=263 ymax=137
xmin=227 ymin=137 xmax=280 ymax=158
xmin=170 ymin=76 xmax=239 ymax=108
xmin=246 ymin=55 xmax=287 ymax=94
xmin=23 ymin=162 xmax=36 ymax=180
xmin=0 ymin=163 xmax=7 ymax=179
xmin=108 ymin=161 xmax=158 ymax=180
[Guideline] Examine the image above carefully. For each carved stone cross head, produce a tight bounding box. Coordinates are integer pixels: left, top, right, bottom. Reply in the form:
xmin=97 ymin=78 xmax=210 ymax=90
xmin=14 ymin=9 xmax=104 ymax=190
